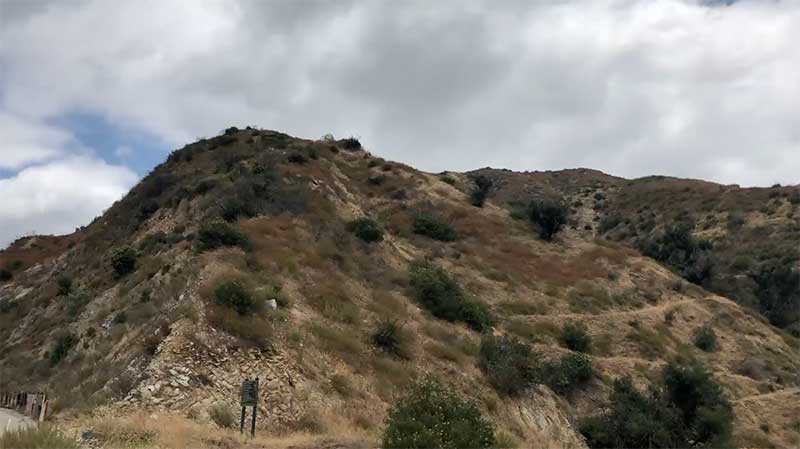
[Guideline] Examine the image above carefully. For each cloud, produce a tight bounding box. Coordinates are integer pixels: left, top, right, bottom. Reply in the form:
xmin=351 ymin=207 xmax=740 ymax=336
xmin=0 ymin=156 xmax=137 ymax=247
xmin=0 ymin=0 xmax=798 ymax=244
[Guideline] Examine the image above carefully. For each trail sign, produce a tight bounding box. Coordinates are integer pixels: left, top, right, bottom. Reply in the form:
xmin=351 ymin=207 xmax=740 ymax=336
xmin=240 ymin=379 xmax=258 ymax=406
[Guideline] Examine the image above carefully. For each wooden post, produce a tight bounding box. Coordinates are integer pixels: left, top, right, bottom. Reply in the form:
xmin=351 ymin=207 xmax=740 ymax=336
xmin=239 ymin=406 xmax=246 ymax=434
xmin=250 ymin=378 xmax=258 ymax=437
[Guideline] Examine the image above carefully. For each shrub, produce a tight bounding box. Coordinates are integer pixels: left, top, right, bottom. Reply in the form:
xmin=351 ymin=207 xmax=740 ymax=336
xmin=49 ymin=332 xmax=77 ymax=366
xmin=347 ymin=218 xmax=384 ymax=243
xmin=541 ymin=353 xmax=593 ymax=394
xmin=0 ymin=425 xmax=79 ymax=449
xmin=470 ymin=175 xmax=493 ymax=207
xmin=409 ymin=263 xmax=492 ymax=331
xmin=580 ymin=360 xmax=733 ymax=449
xmin=527 ymin=200 xmax=569 ymax=240
xmin=752 ymin=263 xmax=800 ymax=328
xmin=440 ymin=175 xmax=456 ymax=185
xmin=209 ymin=402 xmax=235 ymax=428
xmin=561 ymin=322 xmax=592 ymax=353
xmin=340 ymin=137 xmax=362 ymax=150
xmin=478 ymin=335 xmax=537 ymax=396
xmin=693 ymin=324 xmax=718 ymax=352
xmin=214 ymin=280 xmax=256 ymax=315
xmin=382 ymin=376 xmax=495 ymax=449
xmin=196 ymin=221 xmax=251 ymax=252
xmin=56 ymin=276 xmax=73 ymax=296
xmin=0 ymin=269 xmax=12 ymax=281
xmin=639 ymin=223 xmax=713 ymax=285
xmin=413 ymin=213 xmax=457 ymax=241
xmin=111 ymin=246 xmax=137 ymax=277
xmin=371 ymin=319 xmax=411 ymax=360
xmin=287 ymin=152 xmax=307 ymax=164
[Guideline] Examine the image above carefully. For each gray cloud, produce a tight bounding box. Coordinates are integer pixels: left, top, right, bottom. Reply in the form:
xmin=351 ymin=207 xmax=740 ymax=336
xmin=1 ymin=0 xmax=798 ymax=245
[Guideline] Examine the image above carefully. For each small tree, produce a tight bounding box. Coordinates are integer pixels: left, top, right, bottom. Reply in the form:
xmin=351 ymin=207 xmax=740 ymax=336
xmin=528 ymin=200 xmax=568 ymax=240
xmin=470 ymin=175 xmax=493 ymax=207
xmin=409 ymin=262 xmax=492 ymax=331
xmin=214 ymin=280 xmax=256 ymax=315
xmin=561 ymin=322 xmax=592 ymax=353
xmin=196 ymin=221 xmax=251 ymax=252
xmin=542 ymin=353 xmax=594 ymax=394
xmin=347 ymin=218 xmax=384 ymax=243
xmin=413 ymin=213 xmax=458 ymax=242
xmin=478 ymin=335 xmax=537 ymax=396
xmin=111 ymin=246 xmax=137 ymax=277
xmin=693 ymin=324 xmax=718 ymax=352
xmin=383 ymin=376 xmax=496 ymax=449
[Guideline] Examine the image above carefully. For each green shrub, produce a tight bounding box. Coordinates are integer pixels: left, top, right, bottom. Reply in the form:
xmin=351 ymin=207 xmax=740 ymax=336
xmin=478 ymin=335 xmax=537 ymax=396
xmin=693 ymin=324 xmax=718 ymax=352
xmin=371 ymin=319 xmax=412 ymax=360
xmin=413 ymin=213 xmax=457 ymax=242
xmin=196 ymin=221 xmax=251 ymax=252
xmin=580 ymin=360 xmax=733 ymax=449
xmin=440 ymin=175 xmax=456 ymax=185
xmin=111 ymin=246 xmax=137 ymax=277
xmin=382 ymin=376 xmax=495 ymax=449
xmin=561 ymin=322 xmax=591 ymax=353
xmin=64 ymin=289 xmax=90 ymax=318
xmin=214 ymin=280 xmax=256 ymax=315
xmin=340 ymin=137 xmax=362 ymax=150
xmin=0 ymin=269 xmax=12 ymax=281
xmin=287 ymin=152 xmax=307 ymax=164
xmin=409 ymin=263 xmax=492 ymax=331
xmin=541 ymin=353 xmax=593 ymax=394
xmin=752 ymin=263 xmax=800 ymax=329
xmin=49 ymin=332 xmax=77 ymax=366
xmin=0 ymin=425 xmax=79 ymax=449
xmin=639 ymin=223 xmax=713 ymax=285
xmin=470 ymin=175 xmax=493 ymax=207
xmin=527 ymin=200 xmax=569 ymax=240
xmin=209 ymin=402 xmax=235 ymax=428
xmin=347 ymin=218 xmax=384 ymax=243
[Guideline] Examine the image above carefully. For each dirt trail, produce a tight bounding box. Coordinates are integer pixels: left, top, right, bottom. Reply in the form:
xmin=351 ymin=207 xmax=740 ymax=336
xmin=0 ymin=408 xmax=34 ymax=435
xmin=734 ymin=387 xmax=800 ymax=404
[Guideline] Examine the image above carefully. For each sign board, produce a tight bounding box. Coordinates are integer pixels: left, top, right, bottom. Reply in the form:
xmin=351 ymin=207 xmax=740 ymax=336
xmin=240 ymin=379 xmax=259 ymax=407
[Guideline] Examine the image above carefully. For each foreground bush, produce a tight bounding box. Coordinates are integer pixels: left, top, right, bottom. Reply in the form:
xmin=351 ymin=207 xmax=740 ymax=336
xmin=347 ymin=218 xmax=384 ymax=243
xmin=196 ymin=221 xmax=251 ymax=252
xmin=409 ymin=262 xmax=492 ymax=331
xmin=527 ymin=200 xmax=569 ymax=240
xmin=383 ymin=376 xmax=495 ymax=449
xmin=478 ymin=335 xmax=537 ymax=396
xmin=541 ymin=353 xmax=594 ymax=394
xmin=214 ymin=280 xmax=256 ymax=315
xmin=111 ymin=246 xmax=137 ymax=277
xmin=580 ymin=360 xmax=733 ymax=448
xmin=0 ymin=425 xmax=79 ymax=449
xmin=413 ymin=213 xmax=458 ymax=242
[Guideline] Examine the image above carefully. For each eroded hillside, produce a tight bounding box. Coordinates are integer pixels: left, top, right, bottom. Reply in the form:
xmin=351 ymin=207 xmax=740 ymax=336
xmin=1 ymin=129 xmax=799 ymax=448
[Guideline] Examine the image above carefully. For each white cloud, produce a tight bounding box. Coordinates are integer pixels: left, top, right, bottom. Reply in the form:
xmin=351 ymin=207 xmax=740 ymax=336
xmin=0 ymin=113 xmax=70 ymax=169
xmin=0 ymin=156 xmax=137 ymax=247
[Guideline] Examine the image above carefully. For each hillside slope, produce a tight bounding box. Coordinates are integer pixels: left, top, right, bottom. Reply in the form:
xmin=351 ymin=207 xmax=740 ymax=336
xmin=1 ymin=128 xmax=799 ymax=448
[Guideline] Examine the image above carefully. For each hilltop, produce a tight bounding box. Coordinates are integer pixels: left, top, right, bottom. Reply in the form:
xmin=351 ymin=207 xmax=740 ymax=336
xmin=1 ymin=128 xmax=799 ymax=448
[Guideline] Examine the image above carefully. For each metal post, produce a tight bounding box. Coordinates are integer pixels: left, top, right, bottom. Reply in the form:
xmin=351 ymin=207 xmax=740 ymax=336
xmin=250 ymin=378 xmax=259 ymax=437
xmin=239 ymin=406 xmax=246 ymax=433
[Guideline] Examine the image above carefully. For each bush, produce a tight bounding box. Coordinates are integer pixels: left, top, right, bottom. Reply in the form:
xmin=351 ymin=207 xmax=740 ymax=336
xmin=527 ymin=200 xmax=569 ymax=240
xmin=752 ymin=263 xmax=800 ymax=328
xmin=639 ymin=223 xmax=714 ymax=285
xmin=0 ymin=425 xmax=79 ymax=449
xmin=110 ymin=246 xmax=137 ymax=277
xmin=209 ymin=402 xmax=235 ymax=428
xmin=693 ymin=324 xmax=718 ymax=352
xmin=382 ymin=376 xmax=495 ymax=449
xmin=56 ymin=276 xmax=73 ymax=296
xmin=561 ymin=322 xmax=592 ymax=353
xmin=214 ymin=280 xmax=256 ymax=315
xmin=49 ymin=332 xmax=77 ymax=366
xmin=340 ymin=137 xmax=362 ymax=150
xmin=347 ymin=218 xmax=384 ymax=243
xmin=440 ymin=175 xmax=456 ymax=185
xmin=287 ymin=152 xmax=307 ymax=164
xmin=196 ymin=221 xmax=251 ymax=252
xmin=470 ymin=175 xmax=493 ymax=207
xmin=0 ymin=269 xmax=12 ymax=281
xmin=541 ymin=353 xmax=593 ymax=394
xmin=409 ymin=263 xmax=492 ymax=331
xmin=580 ymin=360 xmax=733 ymax=449
xmin=371 ymin=319 xmax=411 ymax=360
xmin=478 ymin=335 xmax=537 ymax=396
xmin=413 ymin=213 xmax=457 ymax=242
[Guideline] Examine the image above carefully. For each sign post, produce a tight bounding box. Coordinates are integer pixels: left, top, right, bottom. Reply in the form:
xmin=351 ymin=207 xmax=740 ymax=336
xmin=240 ymin=378 xmax=259 ymax=437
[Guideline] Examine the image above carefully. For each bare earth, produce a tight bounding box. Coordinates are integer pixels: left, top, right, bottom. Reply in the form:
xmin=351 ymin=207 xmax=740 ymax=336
xmin=0 ymin=408 xmax=34 ymax=435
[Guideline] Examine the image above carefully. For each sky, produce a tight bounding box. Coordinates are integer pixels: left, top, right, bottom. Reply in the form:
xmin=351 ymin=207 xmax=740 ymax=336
xmin=1 ymin=0 xmax=799 ymax=247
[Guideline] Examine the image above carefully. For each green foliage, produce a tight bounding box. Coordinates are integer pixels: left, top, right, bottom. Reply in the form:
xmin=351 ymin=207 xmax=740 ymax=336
xmin=0 ymin=268 xmax=12 ymax=281
xmin=111 ymin=246 xmax=137 ymax=277
xmin=541 ymin=353 xmax=594 ymax=394
xmin=561 ymin=322 xmax=592 ymax=353
xmin=639 ymin=223 xmax=714 ymax=285
xmin=196 ymin=221 xmax=251 ymax=252
xmin=64 ymin=289 xmax=90 ymax=318
xmin=580 ymin=360 xmax=734 ymax=449
xmin=340 ymin=137 xmax=362 ymax=150
xmin=478 ymin=335 xmax=537 ymax=397
xmin=409 ymin=262 xmax=492 ymax=331
xmin=57 ymin=276 xmax=73 ymax=296
xmin=470 ymin=175 xmax=493 ymax=207
xmin=49 ymin=332 xmax=77 ymax=366
xmin=527 ymin=200 xmax=569 ymax=240
xmin=413 ymin=213 xmax=458 ymax=241
xmin=347 ymin=218 xmax=384 ymax=243
xmin=0 ymin=425 xmax=79 ymax=449
xmin=209 ymin=402 xmax=235 ymax=428
xmin=440 ymin=175 xmax=456 ymax=185
xmin=371 ymin=319 xmax=411 ymax=360
xmin=382 ymin=376 xmax=496 ymax=449
xmin=693 ymin=324 xmax=718 ymax=352
xmin=752 ymin=262 xmax=800 ymax=328
xmin=214 ymin=280 xmax=256 ymax=315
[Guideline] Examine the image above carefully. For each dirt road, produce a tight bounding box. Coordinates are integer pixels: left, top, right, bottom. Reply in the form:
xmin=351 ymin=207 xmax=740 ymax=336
xmin=0 ymin=408 xmax=34 ymax=435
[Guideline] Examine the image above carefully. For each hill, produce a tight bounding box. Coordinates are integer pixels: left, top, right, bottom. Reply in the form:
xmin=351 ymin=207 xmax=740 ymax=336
xmin=1 ymin=128 xmax=799 ymax=448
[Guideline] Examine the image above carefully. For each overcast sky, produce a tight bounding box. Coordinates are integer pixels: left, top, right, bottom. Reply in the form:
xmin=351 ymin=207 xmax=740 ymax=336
xmin=1 ymin=0 xmax=798 ymax=247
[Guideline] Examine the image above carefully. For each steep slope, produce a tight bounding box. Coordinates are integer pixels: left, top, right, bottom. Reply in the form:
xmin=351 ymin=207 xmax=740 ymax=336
xmin=1 ymin=129 xmax=799 ymax=448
